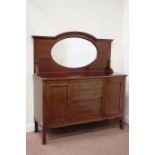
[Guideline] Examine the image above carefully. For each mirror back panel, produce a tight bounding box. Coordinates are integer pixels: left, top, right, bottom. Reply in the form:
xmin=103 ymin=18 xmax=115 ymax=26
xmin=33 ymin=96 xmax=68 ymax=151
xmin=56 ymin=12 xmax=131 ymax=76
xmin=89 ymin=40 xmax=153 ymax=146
xmin=33 ymin=32 xmax=113 ymax=76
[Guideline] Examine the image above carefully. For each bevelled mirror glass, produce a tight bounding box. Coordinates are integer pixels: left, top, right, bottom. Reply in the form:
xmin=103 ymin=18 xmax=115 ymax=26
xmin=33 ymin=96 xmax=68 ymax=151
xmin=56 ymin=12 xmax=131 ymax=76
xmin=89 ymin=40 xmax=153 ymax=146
xmin=51 ymin=38 xmax=97 ymax=68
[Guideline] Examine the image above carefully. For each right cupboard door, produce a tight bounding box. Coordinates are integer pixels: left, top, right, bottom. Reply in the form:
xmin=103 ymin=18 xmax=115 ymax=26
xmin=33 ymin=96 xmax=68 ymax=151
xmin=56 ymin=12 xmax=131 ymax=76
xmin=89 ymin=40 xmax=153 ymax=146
xmin=104 ymin=77 xmax=125 ymax=117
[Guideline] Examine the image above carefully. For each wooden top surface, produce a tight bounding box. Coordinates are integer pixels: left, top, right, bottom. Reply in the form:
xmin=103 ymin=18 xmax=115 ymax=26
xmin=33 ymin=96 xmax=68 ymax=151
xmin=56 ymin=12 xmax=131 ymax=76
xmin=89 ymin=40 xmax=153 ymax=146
xmin=34 ymin=72 xmax=127 ymax=81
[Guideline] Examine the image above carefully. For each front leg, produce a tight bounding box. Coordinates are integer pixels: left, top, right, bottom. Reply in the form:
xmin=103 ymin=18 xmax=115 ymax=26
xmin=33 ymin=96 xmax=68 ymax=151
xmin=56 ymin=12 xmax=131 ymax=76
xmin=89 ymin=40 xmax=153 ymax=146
xmin=119 ymin=118 xmax=124 ymax=129
xmin=42 ymin=127 xmax=47 ymax=144
xmin=34 ymin=120 xmax=39 ymax=133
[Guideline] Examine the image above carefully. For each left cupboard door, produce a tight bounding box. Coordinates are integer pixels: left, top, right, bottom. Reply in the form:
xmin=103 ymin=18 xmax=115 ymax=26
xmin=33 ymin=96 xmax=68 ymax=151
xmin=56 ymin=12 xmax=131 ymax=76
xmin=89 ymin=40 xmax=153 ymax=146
xmin=46 ymin=81 xmax=70 ymax=127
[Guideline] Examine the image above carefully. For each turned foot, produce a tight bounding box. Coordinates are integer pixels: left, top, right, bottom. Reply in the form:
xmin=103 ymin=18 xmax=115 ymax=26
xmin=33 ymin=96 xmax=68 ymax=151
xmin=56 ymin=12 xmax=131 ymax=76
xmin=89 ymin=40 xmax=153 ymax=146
xmin=42 ymin=128 xmax=46 ymax=144
xmin=119 ymin=118 xmax=124 ymax=129
xmin=34 ymin=120 xmax=39 ymax=133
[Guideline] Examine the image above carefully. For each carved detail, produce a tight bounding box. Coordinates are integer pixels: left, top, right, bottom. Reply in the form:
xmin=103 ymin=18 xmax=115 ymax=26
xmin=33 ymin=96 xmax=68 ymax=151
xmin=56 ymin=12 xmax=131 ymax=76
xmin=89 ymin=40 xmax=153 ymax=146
xmin=104 ymin=60 xmax=113 ymax=74
xmin=35 ymin=60 xmax=39 ymax=75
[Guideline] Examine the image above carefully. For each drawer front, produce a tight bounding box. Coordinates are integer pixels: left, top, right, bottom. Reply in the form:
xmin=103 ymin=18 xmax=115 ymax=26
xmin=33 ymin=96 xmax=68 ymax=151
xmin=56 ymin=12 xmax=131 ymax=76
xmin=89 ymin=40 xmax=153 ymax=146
xmin=71 ymin=98 xmax=103 ymax=121
xmin=71 ymin=79 xmax=104 ymax=122
xmin=72 ymin=88 xmax=103 ymax=101
xmin=72 ymin=79 xmax=104 ymax=90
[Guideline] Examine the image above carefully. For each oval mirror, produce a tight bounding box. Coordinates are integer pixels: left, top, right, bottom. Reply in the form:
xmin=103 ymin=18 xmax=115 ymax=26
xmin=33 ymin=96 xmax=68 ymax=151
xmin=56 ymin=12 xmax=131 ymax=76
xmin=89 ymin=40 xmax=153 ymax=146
xmin=51 ymin=38 xmax=97 ymax=68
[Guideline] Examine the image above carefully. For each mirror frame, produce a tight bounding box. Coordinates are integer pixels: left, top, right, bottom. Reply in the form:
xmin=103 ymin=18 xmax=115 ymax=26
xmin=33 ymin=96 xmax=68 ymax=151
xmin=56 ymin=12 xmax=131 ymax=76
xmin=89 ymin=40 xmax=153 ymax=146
xmin=33 ymin=31 xmax=113 ymax=76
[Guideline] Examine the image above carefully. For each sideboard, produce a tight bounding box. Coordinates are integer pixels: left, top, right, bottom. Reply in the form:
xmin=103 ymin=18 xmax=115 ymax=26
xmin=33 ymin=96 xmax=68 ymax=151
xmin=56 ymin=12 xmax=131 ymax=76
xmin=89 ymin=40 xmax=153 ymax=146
xmin=33 ymin=32 xmax=127 ymax=144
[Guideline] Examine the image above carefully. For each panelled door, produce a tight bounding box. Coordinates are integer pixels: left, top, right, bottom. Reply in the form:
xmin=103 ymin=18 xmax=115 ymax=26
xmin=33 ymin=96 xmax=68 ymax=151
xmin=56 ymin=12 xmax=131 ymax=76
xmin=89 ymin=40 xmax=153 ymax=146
xmin=104 ymin=77 xmax=124 ymax=116
xmin=46 ymin=81 xmax=70 ymax=127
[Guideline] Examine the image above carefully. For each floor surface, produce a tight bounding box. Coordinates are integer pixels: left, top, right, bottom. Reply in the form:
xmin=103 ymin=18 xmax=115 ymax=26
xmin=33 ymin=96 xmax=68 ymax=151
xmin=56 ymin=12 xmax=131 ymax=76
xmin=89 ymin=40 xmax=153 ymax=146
xmin=26 ymin=120 xmax=129 ymax=155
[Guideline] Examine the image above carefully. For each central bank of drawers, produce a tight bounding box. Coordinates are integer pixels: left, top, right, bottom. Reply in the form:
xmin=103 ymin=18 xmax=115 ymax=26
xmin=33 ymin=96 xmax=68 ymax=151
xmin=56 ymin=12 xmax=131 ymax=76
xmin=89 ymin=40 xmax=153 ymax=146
xmin=71 ymin=79 xmax=104 ymax=122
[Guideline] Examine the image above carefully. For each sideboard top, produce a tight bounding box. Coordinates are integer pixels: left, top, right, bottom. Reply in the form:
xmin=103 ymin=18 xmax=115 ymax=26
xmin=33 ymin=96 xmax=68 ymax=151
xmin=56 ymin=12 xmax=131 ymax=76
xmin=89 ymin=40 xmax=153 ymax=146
xmin=34 ymin=72 xmax=127 ymax=81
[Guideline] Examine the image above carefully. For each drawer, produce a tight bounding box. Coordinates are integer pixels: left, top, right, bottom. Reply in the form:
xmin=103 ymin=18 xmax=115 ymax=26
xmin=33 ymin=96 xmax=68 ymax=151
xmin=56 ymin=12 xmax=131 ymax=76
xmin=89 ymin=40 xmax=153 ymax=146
xmin=71 ymin=98 xmax=102 ymax=113
xmin=71 ymin=79 xmax=104 ymax=101
xmin=70 ymin=79 xmax=104 ymax=122
xmin=71 ymin=98 xmax=103 ymax=121
xmin=71 ymin=79 xmax=104 ymax=90
xmin=72 ymin=88 xmax=103 ymax=101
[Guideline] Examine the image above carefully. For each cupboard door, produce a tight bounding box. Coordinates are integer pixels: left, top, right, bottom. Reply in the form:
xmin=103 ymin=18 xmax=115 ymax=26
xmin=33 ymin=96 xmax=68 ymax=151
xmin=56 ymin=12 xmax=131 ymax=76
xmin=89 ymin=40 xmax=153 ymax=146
xmin=104 ymin=78 xmax=124 ymax=116
xmin=71 ymin=79 xmax=104 ymax=122
xmin=46 ymin=81 xmax=70 ymax=127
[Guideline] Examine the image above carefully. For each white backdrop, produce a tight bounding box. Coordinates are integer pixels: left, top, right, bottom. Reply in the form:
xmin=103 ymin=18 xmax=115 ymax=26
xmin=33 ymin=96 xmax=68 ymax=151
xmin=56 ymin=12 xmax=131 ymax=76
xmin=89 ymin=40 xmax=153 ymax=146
xmin=26 ymin=0 xmax=129 ymax=132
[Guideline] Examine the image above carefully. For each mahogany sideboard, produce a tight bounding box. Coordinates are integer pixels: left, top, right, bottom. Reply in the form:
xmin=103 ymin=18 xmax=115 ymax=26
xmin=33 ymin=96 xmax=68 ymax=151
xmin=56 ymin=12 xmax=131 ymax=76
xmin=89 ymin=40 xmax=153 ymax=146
xmin=33 ymin=32 xmax=127 ymax=144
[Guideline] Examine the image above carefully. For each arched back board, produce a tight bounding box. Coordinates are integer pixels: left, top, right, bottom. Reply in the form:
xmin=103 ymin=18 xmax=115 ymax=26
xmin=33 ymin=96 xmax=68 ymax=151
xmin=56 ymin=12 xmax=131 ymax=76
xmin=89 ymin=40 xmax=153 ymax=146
xmin=33 ymin=32 xmax=113 ymax=76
